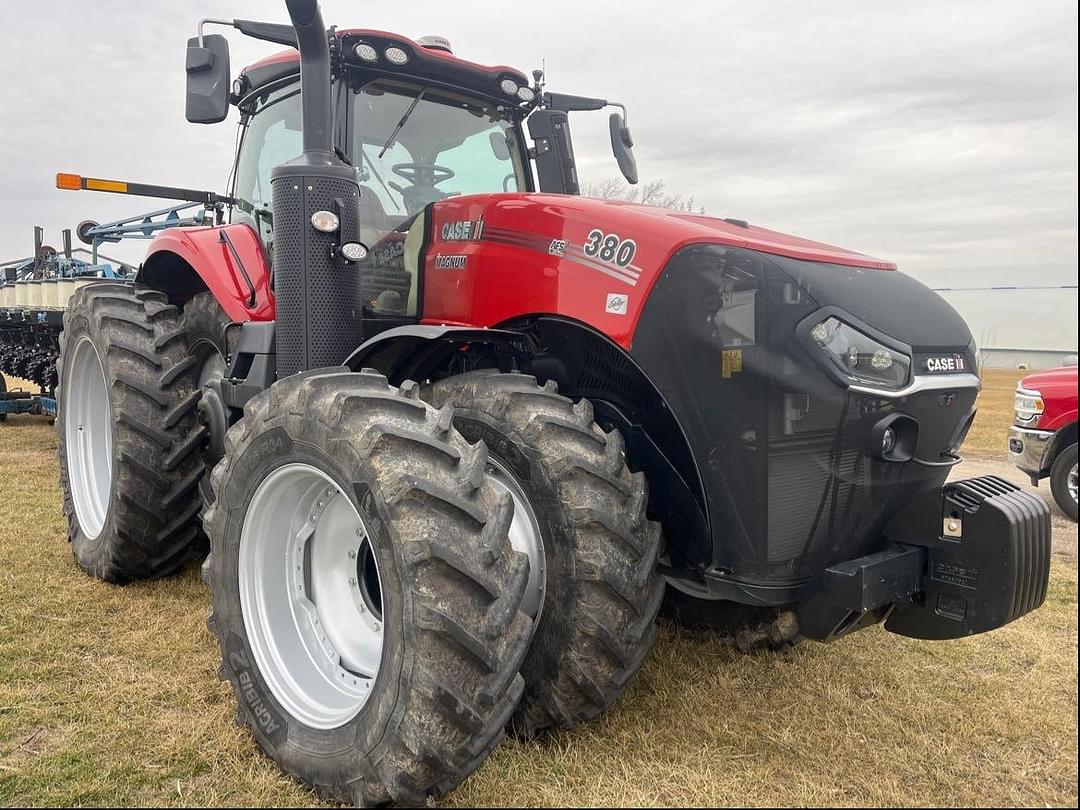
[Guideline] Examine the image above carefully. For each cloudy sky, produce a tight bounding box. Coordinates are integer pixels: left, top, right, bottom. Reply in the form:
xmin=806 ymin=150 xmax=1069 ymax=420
xmin=1 ymin=0 xmax=1076 ymax=350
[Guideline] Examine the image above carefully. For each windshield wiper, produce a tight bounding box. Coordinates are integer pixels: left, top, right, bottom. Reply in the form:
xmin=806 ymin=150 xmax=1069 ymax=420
xmin=379 ymin=89 xmax=426 ymax=158
xmin=360 ymin=146 xmax=402 ymax=212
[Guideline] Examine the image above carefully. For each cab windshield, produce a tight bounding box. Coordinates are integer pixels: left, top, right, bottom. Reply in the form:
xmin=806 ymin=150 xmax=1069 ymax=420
xmin=348 ymin=79 xmax=528 ymax=241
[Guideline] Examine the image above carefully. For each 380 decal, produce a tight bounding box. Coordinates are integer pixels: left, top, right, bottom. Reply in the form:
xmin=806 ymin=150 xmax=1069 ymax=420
xmin=584 ymin=229 xmax=637 ymax=268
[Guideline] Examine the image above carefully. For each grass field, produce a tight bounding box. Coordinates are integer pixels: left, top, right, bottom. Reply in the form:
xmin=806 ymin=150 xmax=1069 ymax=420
xmin=0 ymin=369 xmax=1076 ymax=807
xmin=963 ymin=369 xmax=1026 ymax=455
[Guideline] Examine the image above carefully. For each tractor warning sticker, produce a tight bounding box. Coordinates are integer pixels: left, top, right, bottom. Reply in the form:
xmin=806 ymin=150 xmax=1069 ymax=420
xmin=605 ymin=293 xmax=629 ymax=315
xmin=722 ymin=349 xmax=743 ymax=378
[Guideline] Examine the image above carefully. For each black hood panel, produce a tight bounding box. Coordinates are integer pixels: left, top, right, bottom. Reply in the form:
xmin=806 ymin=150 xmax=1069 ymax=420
xmin=768 ymin=255 xmax=972 ymax=349
xmin=630 ymin=244 xmax=978 ymax=585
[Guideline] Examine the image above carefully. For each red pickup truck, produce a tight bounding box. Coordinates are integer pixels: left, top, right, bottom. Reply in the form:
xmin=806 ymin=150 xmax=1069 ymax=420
xmin=1009 ymin=365 xmax=1078 ymax=520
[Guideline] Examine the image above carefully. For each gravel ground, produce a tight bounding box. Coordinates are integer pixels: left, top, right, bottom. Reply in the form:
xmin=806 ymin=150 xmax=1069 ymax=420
xmin=950 ymin=450 xmax=1077 ymax=562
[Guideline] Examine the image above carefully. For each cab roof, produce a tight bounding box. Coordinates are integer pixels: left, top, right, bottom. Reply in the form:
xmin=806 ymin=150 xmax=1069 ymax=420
xmin=240 ymin=28 xmax=530 ymax=102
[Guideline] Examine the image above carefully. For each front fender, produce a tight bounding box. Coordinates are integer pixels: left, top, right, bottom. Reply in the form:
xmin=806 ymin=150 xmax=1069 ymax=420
xmin=344 ymin=325 xmax=536 ymax=382
xmin=139 ymin=224 xmax=274 ymax=322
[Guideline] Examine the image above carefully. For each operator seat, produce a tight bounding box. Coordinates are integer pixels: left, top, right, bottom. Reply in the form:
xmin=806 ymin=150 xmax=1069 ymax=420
xmin=358 ymin=185 xmax=390 ymax=247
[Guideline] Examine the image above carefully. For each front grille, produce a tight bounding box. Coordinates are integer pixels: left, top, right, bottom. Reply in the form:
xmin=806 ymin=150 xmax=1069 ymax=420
xmin=767 ymin=444 xmax=867 ymax=563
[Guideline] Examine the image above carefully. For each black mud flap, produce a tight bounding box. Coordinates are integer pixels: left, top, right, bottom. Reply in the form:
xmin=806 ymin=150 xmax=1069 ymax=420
xmin=797 ymin=476 xmax=1051 ymax=642
xmin=883 ymin=475 xmax=1051 ymax=640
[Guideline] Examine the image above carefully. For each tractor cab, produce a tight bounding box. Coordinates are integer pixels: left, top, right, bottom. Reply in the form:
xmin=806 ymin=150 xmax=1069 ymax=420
xmin=214 ymin=27 xmax=628 ymax=322
xmin=230 ymin=41 xmax=534 ymax=318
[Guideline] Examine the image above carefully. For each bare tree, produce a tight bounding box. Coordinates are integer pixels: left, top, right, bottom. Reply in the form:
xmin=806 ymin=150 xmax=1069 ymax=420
xmin=581 ymin=178 xmax=704 ymax=213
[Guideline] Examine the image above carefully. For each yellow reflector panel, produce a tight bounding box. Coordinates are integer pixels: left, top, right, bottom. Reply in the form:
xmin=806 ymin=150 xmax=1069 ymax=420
xmin=84 ymin=178 xmax=128 ymax=193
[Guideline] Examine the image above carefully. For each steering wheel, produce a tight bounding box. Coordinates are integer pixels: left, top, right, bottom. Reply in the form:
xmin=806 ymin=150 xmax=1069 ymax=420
xmin=391 ymin=163 xmax=455 ymax=188
xmin=388 ymin=163 xmax=457 ymax=214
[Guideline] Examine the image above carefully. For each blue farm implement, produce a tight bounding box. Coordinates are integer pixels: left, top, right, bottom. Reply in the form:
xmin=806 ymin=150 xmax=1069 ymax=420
xmin=0 ymin=225 xmax=132 ymax=415
xmin=1 ymin=191 xmax=223 ymax=422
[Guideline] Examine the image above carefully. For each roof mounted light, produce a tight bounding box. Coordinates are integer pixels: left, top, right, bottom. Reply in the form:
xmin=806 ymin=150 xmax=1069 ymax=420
xmin=517 ymin=86 xmax=535 ymax=103
xmin=500 ymin=78 xmax=519 ymax=96
xmin=354 ymin=42 xmax=378 ymax=62
xmin=384 ymin=46 xmax=409 ymax=65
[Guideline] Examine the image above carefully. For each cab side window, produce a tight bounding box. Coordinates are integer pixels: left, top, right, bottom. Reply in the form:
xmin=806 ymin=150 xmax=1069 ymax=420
xmin=231 ymin=85 xmax=303 ymax=250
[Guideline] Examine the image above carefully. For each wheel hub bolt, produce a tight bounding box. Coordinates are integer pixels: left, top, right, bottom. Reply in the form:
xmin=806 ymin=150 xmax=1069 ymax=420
xmin=349 ymin=577 xmax=357 ymax=586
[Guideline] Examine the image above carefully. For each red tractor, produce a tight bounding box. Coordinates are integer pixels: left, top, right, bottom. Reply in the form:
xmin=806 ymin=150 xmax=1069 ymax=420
xmin=54 ymin=1 xmax=1052 ymax=803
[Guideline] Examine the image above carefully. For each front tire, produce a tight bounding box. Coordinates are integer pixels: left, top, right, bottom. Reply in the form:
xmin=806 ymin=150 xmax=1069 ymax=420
xmin=1049 ymin=443 xmax=1078 ymax=521
xmin=202 ymin=368 xmax=533 ymax=805
xmin=56 ymin=282 xmax=206 ymax=582
xmin=428 ymin=371 xmax=664 ymax=738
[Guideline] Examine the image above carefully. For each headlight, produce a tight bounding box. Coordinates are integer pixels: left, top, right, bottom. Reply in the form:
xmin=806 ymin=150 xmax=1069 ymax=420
xmin=1014 ymin=386 xmax=1044 ymax=425
xmin=809 ymin=316 xmax=910 ymax=390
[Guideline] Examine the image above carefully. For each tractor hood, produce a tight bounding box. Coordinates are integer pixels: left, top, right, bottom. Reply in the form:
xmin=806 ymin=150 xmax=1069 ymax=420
xmin=572 ymin=195 xmax=896 ymax=270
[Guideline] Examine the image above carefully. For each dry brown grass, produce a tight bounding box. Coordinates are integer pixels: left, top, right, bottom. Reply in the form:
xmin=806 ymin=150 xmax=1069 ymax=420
xmin=1 ymin=371 xmax=1076 ymax=807
xmin=963 ymin=369 xmax=1029 ymax=456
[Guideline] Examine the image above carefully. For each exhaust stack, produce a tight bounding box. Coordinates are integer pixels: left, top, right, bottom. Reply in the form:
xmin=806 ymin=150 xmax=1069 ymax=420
xmin=272 ymin=0 xmax=364 ymax=376
xmin=284 ymin=0 xmax=333 ymax=160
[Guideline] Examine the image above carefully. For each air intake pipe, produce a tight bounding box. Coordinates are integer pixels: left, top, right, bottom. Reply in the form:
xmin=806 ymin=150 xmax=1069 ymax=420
xmin=273 ymin=0 xmax=364 ymax=376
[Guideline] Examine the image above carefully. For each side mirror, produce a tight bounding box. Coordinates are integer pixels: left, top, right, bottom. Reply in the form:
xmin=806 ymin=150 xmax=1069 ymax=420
xmin=609 ymin=112 xmax=638 ymax=185
xmin=185 ymin=33 xmax=231 ymax=124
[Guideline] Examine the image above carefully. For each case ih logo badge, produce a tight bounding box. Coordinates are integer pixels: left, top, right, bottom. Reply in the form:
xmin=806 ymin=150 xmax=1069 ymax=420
xmin=441 ymin=217 xmax=484 ymax=242
xmin=925 ymin=355 xmax=966 ymax=373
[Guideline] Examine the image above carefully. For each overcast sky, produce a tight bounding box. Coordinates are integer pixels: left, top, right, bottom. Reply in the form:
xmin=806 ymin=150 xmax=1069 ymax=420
xmin=1 ymin=1 xmax=1076 ymax=350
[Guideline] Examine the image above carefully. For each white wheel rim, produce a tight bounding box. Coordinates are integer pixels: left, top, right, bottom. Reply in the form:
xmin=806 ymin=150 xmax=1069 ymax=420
xmin=65 ymin=336 xmax=113 ymax=540
xmin=239 ymin=463 xmax=385 ymax=730
xmin=486 ymin=456 xmax=546 ymax=622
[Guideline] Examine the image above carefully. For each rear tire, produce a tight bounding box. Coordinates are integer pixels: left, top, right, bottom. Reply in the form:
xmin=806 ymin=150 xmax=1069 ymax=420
xmin=56 ymin=282 xmax=206 ymax=582
xmin=1049 ymin=443 xmax=1078 ymax=521
xmin=428 ymin=371 xmax=664 ymax=738
xmin=202 ymin=368 xmax=533 ymax=805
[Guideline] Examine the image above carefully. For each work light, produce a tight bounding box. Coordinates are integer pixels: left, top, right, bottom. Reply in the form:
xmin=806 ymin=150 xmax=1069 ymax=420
xmin=310 ymin=210 xmax=340 ymax=233
xmin=354 ymin=43 xmax=378 ymax=62
xmin=384 ymin=46 xmax=409 ymax=65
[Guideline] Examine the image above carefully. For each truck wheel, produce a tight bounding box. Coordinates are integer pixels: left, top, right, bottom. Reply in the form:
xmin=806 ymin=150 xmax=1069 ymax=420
xmin=56 ymin=282 xmax=206 ymax=582
xmin=202 ymin=368 xmax=533 ymax=805
xmin=1049 ymin=443 xmax=1078 ymax=521
xmin=427 ymin=371 xmax=664 ymax=737
xmin=661 ymin=583 xmax=801 ymax=652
